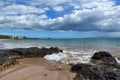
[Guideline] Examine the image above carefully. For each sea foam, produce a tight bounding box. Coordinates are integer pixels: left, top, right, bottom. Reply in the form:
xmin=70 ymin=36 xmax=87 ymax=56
xmin=44 ymin=49 xmax=97 ymax=64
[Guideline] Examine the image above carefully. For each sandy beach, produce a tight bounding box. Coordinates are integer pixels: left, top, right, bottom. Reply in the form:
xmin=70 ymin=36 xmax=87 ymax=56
xmin=0 ymin=58 xmax=75 ymax=80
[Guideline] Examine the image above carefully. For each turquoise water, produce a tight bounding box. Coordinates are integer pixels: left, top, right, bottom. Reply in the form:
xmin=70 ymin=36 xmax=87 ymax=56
xmin=1 ymin=38 xmax=120 ymax=64
xmin=0 ymin=38 xmax=120 ymax=49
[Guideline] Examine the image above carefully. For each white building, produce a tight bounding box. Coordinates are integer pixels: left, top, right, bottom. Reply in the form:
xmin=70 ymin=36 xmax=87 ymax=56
xmin=10 ymin=36 xmax=24 ymax=39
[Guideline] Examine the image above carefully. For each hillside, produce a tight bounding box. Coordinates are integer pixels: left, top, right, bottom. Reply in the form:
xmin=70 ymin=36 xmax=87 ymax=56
xmin=0 ymin=34 xmax=11 ymax=39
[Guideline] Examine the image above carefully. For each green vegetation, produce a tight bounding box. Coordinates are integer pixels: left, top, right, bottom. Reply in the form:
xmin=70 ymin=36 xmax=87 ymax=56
xmin=0 ymin=34 xmax=11 ymax=39
xmin=0 ymin=34 xmax=29 ymax=39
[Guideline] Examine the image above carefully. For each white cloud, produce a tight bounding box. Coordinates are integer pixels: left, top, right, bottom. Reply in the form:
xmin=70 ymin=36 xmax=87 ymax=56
xmin=37 ymin=0 xmax=120 ymax=31
xmin=28 ymin=0 xmax=71 ymax=6
xmin=0 ymin=0 xmax=120 ymax=32
xmin=53 ymin=6 xmax=64 ymax=12
xmin=0 ymin=4 xmax=46 ymax=15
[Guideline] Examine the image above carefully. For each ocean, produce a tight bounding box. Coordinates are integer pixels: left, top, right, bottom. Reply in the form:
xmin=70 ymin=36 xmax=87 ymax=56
xmin=0 ymin=38 xmax=120 ymax=64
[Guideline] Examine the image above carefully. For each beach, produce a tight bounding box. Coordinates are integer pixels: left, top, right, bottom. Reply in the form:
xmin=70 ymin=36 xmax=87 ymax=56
xmin=0 ymin=47 xmax=76 ymax=80
xmin=0 ymin=39 xmax=120 ymax=80
xmin=0 ymin=58 xmax=75 ymax=80
xmin=1 ymin=0 xmax=120 ymax=79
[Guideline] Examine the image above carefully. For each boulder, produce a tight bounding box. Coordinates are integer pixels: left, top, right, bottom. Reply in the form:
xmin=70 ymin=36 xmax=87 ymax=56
xmin=0 ymin=47 xmax=62 ymax=70
xmin=71 ymin=63 xmax=120 ymax=80
xmin=91 ymin=51 xmax=113 ymax=60
xmin=0 ymin=47 xmax=62 ymax=58
xmin=70 ymin=51 xmax=120 ymax=80
xmin=70 ymin=63 xmax=92 ymax=73
xmin=91 ymin=51 xmax=119 ymax=68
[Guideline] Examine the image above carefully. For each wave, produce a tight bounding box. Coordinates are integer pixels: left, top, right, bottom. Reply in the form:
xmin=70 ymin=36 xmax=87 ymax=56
xmin=0 ymin=43 xmax=47 ymax=49
xmin=44 ymin=49 xmax=97 ymax=64
xmin=0 ymin=44 xmax=4 ymax=49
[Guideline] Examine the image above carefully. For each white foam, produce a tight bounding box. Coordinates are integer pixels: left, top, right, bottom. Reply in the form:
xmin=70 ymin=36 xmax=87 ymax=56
xmin=45 ymin=52 xmax=67 ymax=62
xmin=3 ymin=43 xmax=35 ymax=49
xmin=0 ymin=42 xmax=51 ymax=49
xmin=115 ymin=58 xmax=120 ymax=64
xmin=44 ymin=49 xmax=96 ymax=64
xmin=0 ymin=40 xmax=97 ymax=64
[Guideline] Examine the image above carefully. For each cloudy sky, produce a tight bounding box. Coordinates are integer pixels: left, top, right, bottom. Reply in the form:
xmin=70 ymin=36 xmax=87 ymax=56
xmin=0 ymin=0 xmax=120 ymax=38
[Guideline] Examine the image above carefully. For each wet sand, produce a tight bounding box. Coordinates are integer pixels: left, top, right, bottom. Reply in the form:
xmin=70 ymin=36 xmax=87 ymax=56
xmin=0 ymin=58 xmax=75 ymax=80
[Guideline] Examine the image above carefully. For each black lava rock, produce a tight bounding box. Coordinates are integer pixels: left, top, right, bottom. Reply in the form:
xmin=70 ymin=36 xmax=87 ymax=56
xmin=0 ymin=47 xmax=62 ymax=70
xmin=91 ymin=51 xmax=113 ymax=60
xmin=70 ymin=51 xmax=120 ymax=80
xmin=71 ymin=64 xmax=120 ymax=80
xmin=91 ymin=51 xmax=119 ymax=68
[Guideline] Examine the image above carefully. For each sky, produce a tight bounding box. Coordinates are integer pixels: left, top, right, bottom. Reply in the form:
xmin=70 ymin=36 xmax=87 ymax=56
xmin=0 ymin=0 xmax=120 ymax=38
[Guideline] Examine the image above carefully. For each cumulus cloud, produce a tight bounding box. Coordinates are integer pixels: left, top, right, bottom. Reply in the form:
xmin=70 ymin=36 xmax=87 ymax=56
xmin=27 ymin=0 xmax=71 ymax=6
xmin=0 ymin=4 xmax=46 ymax=15
xmin=0 ymin=0 xmax=120 ymax=32
xmin=53 ymin=6 xmax=64 ymax=12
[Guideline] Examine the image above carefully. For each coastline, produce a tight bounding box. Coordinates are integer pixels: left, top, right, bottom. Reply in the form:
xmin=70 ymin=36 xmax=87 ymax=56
xmin=0 ymin=46 xmax=120 ymax=80
xmin=0 ymin=58 xmax=75 ymax=80
xmin=0 ymin=38 xmax=120 ymax=80
xmin=0 ymin=47 xmax=75 ymax=80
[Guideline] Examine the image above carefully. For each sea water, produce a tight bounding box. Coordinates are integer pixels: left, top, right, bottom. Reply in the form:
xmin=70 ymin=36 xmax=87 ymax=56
xmin=0 ymin=38 xmax=120 ymax=64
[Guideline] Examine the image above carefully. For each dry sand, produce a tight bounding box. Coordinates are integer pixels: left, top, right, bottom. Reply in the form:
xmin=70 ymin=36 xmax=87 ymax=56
xmin=0 ymin=58 xmax=75 ymax=80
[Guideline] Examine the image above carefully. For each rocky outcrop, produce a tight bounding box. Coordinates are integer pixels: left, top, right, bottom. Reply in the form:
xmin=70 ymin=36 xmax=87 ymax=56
xmin=91 ymin=51 xmax=113 ymax=60
xmin=70 ymin=51 xmax=120 ymax=80
xmin=91 ymin=51 xmax=120 ymax=68
xmin=0 ymin=47 xmax=62 ymax=71
xmin=0 ymin=47 xmax=62 ymax=58
xmin=71 ymin=63 xmax=120 ymax=80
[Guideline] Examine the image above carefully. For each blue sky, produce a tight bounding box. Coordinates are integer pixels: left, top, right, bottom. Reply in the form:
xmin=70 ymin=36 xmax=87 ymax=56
xmin=0 ymin=29 xmax=98 ymax=38
xmin=0 ymin=0 xmax=120 ymax=38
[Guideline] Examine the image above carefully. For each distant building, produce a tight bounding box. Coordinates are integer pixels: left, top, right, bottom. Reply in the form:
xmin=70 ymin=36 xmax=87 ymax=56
xmin=10 ymin=36 xmax=24 ymax=39
xmin=10 ymin=36 xmax=15 ymax=39
xmin=17 ymin=36 xmax=24 ymax=39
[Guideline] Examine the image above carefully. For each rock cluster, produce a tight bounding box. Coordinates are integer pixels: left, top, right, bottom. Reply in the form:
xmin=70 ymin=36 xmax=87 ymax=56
xmin=0 ymin=47 xmax=62 ymax=71
xmin=70 ymin=51 xmax=120 ymax=80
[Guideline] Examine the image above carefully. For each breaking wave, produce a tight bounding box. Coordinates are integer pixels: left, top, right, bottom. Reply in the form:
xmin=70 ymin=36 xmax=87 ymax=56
xmin=44 ymin=49 xmax=97 ymax=64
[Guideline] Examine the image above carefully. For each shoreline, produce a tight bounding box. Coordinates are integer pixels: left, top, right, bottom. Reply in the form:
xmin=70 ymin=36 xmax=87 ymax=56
xmin=0 ymin=47 xmax=120 ymax=80
xmin=0 ymin=58 xmax=75 ymax=80
xmin=0 ymin=47 xmax=75 ymax=80
xmin=0 ymin=47 xmax=62 ymax=71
